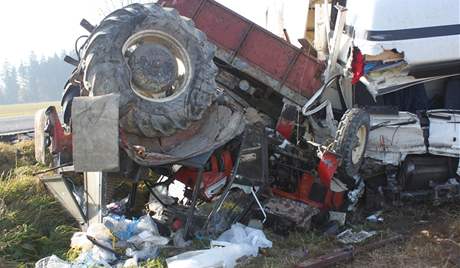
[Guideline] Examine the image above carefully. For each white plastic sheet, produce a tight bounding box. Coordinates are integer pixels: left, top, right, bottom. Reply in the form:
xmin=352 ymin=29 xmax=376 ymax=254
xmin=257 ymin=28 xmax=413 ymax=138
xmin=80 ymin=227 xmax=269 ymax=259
xmin=167 ymin=223 xmax=272 ymax=268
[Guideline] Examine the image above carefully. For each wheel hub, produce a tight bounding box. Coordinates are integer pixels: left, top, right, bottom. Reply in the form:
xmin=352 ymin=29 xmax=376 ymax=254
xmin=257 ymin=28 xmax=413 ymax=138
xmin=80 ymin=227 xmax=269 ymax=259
xmin=123 ymin=30 xmax=192 ymax=102
xmin=128 ymin=43 xmax=178 ymax=97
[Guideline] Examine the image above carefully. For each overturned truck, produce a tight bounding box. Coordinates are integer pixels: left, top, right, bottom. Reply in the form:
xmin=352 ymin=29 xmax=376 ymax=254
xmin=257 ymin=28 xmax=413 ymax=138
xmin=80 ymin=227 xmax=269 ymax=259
xmin=35 ymin=0 xmax=460 ymax=237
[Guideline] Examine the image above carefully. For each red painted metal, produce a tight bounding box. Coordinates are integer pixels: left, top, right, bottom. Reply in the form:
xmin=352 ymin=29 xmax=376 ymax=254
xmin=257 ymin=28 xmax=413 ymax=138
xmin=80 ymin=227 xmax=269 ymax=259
xmin=276 ymin=103 xmax=298 ymax=140
xmin=174 ymin=151 xmax=233 ymax=201
xmin=46 ymin=107 xmax=72 ymax=155
xmin=193 ymin=1 xmax=250 ymax=52
xmin=272 ymin=172 xmax=325 ymax=209
xmin=159 ymin=0 xmax=325 ymax=98
xmin=317 ymin=151 xmax=339 ymax=188
xmin=286 ymin=53 xmax=324 ymax=96
xmin=276 ymin=118 xmax=296 ymax=140
xmin=352 ymin=47 xmax=364 ymax=84
xmin=271 ymin=152 xmax=344 ymax=210
xmin=239 ymin=28 xmax=298 ymax=80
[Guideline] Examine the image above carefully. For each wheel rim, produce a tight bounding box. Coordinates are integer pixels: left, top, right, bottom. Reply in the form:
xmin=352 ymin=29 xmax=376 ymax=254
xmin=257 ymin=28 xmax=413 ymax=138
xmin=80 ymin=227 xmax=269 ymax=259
xmin=352 ymin=125 xmax=367 ymax=164
xmin=122 ymin=30 xmax=193 ymax=102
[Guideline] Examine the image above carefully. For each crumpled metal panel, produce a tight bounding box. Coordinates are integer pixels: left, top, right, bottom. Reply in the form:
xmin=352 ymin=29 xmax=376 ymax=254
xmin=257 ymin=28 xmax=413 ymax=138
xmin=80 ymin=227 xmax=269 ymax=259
xmin=365 ymin=112 xmax=425 ymax=165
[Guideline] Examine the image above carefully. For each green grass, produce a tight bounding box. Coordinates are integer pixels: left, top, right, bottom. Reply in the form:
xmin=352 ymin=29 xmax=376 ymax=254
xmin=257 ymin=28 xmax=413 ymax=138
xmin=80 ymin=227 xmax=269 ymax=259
xmin=0 ymin=102 xmax=60 ymax=118
xmin=0 ymin=141 xmax=78 ymax=266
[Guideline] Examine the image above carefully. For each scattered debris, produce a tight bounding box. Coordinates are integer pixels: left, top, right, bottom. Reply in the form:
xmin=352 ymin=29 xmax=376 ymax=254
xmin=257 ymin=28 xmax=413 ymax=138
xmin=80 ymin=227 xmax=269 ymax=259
xmin=264 ymin=197 xmax=319 ymax=230
xmin=296 ymin=234 xmax=404 ymax=268
xmin=366 ymin=211 xmax=384 ymax=223
xmin=336 ymin=229 xmax=377 ymax=244
xmin=167 ymin=223 xmax=272 ymax=268
xmin=35 ymin=214 xmax=169 ymax=267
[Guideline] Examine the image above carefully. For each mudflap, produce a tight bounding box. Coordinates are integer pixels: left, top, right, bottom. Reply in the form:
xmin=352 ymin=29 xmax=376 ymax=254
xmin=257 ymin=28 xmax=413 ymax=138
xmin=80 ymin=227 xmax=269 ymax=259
xmin=72 ymin=94 xmax=120 ymax=172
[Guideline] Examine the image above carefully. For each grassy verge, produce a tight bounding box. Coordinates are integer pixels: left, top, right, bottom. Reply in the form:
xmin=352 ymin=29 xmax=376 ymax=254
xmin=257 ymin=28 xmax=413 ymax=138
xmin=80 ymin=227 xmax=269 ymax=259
xmin=0 ymin=102 xmax=60 ymax=118
xmin=0 ymin=141 xmax=78 ymax=267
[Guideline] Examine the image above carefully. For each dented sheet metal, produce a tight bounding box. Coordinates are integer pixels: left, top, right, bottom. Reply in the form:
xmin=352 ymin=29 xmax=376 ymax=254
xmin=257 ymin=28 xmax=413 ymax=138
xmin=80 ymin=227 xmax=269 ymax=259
xmin=72 ymin=94 xmax=120 ymax=172
xmin=366 ymin=111 xmax=460 ymax=166
xmin=365 ymin=112 xmax=425 ymax=165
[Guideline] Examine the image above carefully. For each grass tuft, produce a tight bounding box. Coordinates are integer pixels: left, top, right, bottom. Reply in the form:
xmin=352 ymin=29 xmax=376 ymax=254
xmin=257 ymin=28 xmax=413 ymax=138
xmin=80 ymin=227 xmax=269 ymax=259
xmin=0 ymin=141 xmax=78 ymax=266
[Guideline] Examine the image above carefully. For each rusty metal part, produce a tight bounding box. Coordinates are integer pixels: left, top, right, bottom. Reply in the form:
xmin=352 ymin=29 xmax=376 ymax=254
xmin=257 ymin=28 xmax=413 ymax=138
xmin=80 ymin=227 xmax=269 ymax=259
xmin=296 ymin=234 xmax=403 ymax=268
xmin=121 ymin=103 xmax=245 ymax=167
xmin=128 ymin=43 xmax=178 ymax=96
xmin=32 ymin=163 xmax=72 ymax=176
xmin=283 ymin=29 xmax=291 ymax=44
xmin=123 ymin=30 xmax=192 ymax=102
xmin=264 ymin=197 xmax=319 ymax=229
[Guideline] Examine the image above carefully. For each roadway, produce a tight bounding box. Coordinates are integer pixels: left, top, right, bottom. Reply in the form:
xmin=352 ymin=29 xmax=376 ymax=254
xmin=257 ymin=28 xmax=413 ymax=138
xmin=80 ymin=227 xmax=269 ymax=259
xmin=0 ymin=115 xmax=35 ymax=135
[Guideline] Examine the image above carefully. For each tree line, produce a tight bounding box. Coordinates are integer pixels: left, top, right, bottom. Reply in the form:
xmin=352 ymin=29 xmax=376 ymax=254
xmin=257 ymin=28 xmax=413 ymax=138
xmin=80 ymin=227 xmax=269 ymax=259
xmin=0 ymin=52 xmax=75 ymax=105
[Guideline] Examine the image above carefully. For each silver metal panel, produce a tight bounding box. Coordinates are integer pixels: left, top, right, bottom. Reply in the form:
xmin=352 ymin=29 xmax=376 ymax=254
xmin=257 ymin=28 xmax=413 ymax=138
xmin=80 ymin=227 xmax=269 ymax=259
xmin=41 ymin=175 xmax=86 ymax=225
xmin=72 ymin=94 xmax=120 ymax=172
xmin=85 ymin=171 xmax=107 ymax=225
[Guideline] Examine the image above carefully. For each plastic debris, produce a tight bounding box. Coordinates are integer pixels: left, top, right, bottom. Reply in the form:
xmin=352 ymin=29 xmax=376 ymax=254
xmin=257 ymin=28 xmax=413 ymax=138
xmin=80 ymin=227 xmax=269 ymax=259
xmin=106 ymin=196 xmax=128 ymax=215
xmin=123 ymin=257 xmax=138 ymax=267
xmin=35 ymin=255 xmax=72 ymax=268
xmin=167 ymin=223 xmax=272 ymax=268
xmin=90 ymin=239 xmax=117 ymax=264
xmin=217 ymin=223 xmax=272 ymax=249
xmin=87 ymin=223 xmax=112 ymax=241
xmin=126 ymin=242 xmax=160 ymax=261
xmin=36 ymin=214 xmax=169 ymax=267
xmin=70 ymin=232 xmax=93 ymax=253
xmin=103 ymin=215 xmax=139 ymax=241
xmin=173 ymin=229 xmax=192 ymax=248
xmin=336 ymin=229 xmax=377 ymax=244
xmin=366 ymin=211 xmax=384 ymax=223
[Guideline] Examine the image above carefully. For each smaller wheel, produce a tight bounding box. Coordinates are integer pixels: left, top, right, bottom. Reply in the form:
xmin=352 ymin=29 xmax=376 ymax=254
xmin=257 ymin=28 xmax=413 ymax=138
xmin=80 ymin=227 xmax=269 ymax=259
xmin=333 ymin=108 xmax=370 ymax=186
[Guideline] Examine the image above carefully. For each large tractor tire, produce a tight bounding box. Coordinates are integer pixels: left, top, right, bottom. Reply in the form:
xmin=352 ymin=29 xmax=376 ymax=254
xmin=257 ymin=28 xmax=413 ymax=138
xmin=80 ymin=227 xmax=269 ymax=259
xmin=333 ymin=108 xmax=370 ymax=187
xmin=80 ymin=3 xmax=218 ymax=137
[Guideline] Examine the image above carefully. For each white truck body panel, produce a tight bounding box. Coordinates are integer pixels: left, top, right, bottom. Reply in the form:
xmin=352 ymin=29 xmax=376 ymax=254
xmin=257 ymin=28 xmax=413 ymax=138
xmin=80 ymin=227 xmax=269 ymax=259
xmin=366 ymin=111 xmax=460 ymax=174
xmin=345 ymin=0 xmax=460 ymax=65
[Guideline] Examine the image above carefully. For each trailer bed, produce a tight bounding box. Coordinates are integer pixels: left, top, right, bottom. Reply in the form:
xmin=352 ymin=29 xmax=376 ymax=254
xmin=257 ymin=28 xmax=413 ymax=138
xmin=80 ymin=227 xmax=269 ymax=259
xmin=160 ymin=0 xmax=325 ymax=104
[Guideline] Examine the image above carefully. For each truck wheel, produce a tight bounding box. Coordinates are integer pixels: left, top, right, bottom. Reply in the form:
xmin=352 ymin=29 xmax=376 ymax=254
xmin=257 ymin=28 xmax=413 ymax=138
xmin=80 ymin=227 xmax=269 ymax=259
xmin=79 ymin=3 xmax=218 ymax=137
xmin=333 ymin=108 xmax=370 ymax=185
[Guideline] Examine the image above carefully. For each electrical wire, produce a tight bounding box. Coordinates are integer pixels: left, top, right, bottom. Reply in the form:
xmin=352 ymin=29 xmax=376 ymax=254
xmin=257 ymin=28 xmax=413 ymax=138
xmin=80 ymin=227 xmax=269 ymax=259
xmin=74 ymin=35 xmax=89 ymax=60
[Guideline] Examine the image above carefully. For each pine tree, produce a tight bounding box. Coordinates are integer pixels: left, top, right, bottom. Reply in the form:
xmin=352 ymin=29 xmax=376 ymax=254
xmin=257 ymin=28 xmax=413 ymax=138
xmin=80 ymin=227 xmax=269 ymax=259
xmin=1 ymin=61 xmax=19 ymax=104
xmin=17 ymin=63 xmax=29 ymax=103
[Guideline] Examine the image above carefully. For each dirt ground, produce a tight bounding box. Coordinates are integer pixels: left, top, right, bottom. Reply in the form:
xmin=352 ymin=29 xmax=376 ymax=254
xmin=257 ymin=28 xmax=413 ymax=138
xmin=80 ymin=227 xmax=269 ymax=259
xmin=241 ymin=202 xmax=460 ymax=268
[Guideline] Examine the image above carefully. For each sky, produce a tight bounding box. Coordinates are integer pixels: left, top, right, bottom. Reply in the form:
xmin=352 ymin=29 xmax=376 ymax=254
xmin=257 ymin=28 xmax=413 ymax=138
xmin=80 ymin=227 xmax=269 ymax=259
xmin=0 ymin=0 xmax=309 ymax=66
